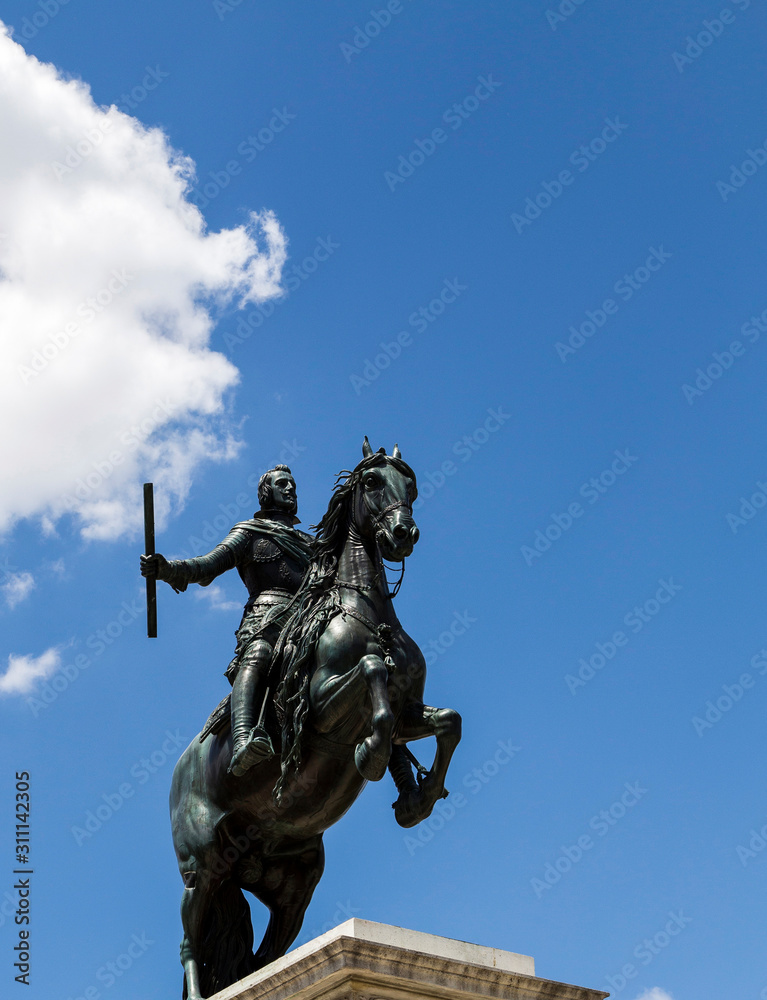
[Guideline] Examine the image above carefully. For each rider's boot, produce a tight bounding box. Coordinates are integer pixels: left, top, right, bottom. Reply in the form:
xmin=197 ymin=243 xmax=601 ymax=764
xmin=228 ymin=660 xmax=274 ymax=777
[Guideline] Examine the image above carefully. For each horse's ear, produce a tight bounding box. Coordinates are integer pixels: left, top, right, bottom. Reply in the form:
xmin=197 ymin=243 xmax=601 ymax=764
xmin=392 ymin=443 xmax=401 ymax=459
xmin=362 ymin=437 xmax=373 ymax=458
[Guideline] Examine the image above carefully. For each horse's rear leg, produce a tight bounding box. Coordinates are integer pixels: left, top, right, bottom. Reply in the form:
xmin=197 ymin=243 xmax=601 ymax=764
xmin=250 ymin=839 xmax=325 ymax=970
xmin=391 ymin=703 xmax=462 ymax=828
xmin=179 ymin=866 xmax=219 ymax=1000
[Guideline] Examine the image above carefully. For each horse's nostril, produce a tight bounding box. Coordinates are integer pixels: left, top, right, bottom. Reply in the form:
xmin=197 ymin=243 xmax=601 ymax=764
xmin=410 ymin=526 xmax=420 ymax=544
xmin=392 ymin=523 xmax=409 ymax=540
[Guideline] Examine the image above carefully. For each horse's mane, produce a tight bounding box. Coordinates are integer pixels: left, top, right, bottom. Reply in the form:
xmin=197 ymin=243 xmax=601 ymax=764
xmin=272 ymin=452 xmax=416 ymax=802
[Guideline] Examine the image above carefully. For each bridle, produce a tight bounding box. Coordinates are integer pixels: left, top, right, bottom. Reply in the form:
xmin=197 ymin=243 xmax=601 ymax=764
xmin=354 ymin=485 xmax=414 ymax=599
xmin=332 ymin=462 xmax=429 ymax=777
xmin=367 ymin=498 xmax=412 ymax=524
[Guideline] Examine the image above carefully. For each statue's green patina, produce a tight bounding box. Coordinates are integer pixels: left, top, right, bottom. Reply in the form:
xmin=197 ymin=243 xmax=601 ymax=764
xmin=142 ymin=440 xmax=462 ymax=999
xmin=143 ymin=465 xmax=313 ymax=777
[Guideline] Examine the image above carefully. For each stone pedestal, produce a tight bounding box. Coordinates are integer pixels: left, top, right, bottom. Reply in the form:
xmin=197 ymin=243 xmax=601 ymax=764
xmin=211 ymin=919 xmax=608 ymax=1000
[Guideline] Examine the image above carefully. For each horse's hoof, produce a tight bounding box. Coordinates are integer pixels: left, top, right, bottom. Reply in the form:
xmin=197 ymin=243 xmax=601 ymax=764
xmin=393 ymin=788 xmax=424 ymax=828
xmin=393 ymin=774 xmax=443 ymax=828
xmin=354 ymin=738 xmax=390 ymax=781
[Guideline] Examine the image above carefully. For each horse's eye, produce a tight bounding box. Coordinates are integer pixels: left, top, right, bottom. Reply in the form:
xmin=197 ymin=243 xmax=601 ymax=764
xmin=363 ymin=476 xmax=380 ymax=490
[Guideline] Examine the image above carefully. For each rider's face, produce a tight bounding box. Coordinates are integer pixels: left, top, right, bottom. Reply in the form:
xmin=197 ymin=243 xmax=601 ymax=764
xmin=270 ymin=473 xmax=298 ymax=514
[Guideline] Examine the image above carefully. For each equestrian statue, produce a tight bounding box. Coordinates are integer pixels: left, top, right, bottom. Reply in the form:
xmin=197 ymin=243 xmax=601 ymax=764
xmin=140 ymin=439 xmax=462 ymax=999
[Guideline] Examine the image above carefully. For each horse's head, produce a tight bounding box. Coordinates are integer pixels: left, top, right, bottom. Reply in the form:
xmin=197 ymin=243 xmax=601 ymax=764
xmin=350 ymin=438 xmax=419 ymax=561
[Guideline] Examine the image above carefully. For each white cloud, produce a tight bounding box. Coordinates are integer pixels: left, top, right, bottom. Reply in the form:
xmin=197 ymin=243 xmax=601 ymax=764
xmin=0 ymin=26 xmax=287 ymax=541
xmin=633 ymin=989 xmax=674 ymax=1000
xmin=2 ymin=570 xmax=35 ymax=608
xmin=194 ymin=584 xmax=241 ymax=612
xmin=47 ymin=558 xmax=66 ymax=578
xmin=0 ymin=646 xmax=61 ymax=695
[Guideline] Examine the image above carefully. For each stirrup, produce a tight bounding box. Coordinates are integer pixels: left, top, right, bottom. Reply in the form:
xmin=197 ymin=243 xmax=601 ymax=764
xmin=228 ymin=728 xmax=274 ymax=776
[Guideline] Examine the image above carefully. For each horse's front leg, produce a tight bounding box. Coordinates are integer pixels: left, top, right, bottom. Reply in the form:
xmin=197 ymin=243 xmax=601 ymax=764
xmin=310 ymin=653 xmax=393 ymax=781
xmin=353 ymin=654 xmax=394 ymax=780
xmin=390 ymin=702 xmax=462 ymax=828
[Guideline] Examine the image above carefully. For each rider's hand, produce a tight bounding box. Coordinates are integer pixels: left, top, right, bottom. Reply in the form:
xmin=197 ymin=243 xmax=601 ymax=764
xmin=140 ymin=553 xmax=170 ymax=581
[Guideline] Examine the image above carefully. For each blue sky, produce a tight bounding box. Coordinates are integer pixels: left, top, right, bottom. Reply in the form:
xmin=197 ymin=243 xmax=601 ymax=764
xmin=0 ymin=2 xmax=765 ymax=998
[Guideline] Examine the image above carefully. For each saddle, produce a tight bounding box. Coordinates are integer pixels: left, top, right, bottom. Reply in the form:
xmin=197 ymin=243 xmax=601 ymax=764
xmin=199 ymin=694 xmax=231 ymax=742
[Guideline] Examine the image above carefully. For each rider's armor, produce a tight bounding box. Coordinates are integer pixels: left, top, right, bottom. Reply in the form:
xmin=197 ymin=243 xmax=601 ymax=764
xmin=165 ymin=526 xmax=311 ymax=666
xmin=164 ymin=516 xmax=314 ymax=772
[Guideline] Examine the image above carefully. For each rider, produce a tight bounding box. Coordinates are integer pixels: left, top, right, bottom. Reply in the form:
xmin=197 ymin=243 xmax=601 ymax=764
xmin=140 ymin=465 xmax=314 ymax=777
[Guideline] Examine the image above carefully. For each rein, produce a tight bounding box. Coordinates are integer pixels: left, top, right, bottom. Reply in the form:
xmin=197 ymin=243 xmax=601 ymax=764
xmin=337 ymin=563 xmax=405 ymax=601
xmin=333 ymin=596 xmax=396 ymax=671
xmin=332 ymin=590 xmax=428 ymax=778
xmin=385 ymin=559 xmax=406 ymax=598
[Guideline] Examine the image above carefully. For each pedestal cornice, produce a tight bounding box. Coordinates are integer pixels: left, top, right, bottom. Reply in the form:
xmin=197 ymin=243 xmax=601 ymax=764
xmin=211 ymin=919 xmax=608 ymax=1000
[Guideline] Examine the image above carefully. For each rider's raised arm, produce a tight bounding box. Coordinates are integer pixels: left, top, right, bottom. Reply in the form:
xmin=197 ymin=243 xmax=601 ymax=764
xmin=162 ymin=527 xmax=251 ymax=593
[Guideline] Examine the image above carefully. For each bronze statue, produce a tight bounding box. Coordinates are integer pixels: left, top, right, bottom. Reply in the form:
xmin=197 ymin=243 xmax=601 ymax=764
xmin=141 ymin=465 xmax=313 ymax=776
xmin=144 ymin=441 xmax=461 ymax=1000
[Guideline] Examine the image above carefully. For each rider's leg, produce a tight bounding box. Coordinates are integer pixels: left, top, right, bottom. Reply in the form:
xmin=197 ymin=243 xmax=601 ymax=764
xmin=229 ymin=639 xmax=274 ymax=776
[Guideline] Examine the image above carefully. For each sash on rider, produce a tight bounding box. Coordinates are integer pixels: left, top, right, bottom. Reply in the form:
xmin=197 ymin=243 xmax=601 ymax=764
xmin=198 ymin=520 xmax=313 ymax=743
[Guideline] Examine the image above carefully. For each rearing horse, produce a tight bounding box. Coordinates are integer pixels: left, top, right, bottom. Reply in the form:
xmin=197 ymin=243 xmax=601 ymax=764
xmin=169 ymin=440 xmax=462 ymax=999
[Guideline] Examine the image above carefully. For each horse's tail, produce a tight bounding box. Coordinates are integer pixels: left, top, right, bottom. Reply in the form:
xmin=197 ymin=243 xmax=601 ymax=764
xmin=185 ymin=879 xmax=255 ymax=999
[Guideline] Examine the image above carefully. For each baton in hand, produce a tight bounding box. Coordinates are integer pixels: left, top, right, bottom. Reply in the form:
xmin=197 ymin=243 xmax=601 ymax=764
xmin=143 ymin=482 xmax=157 ymax=638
